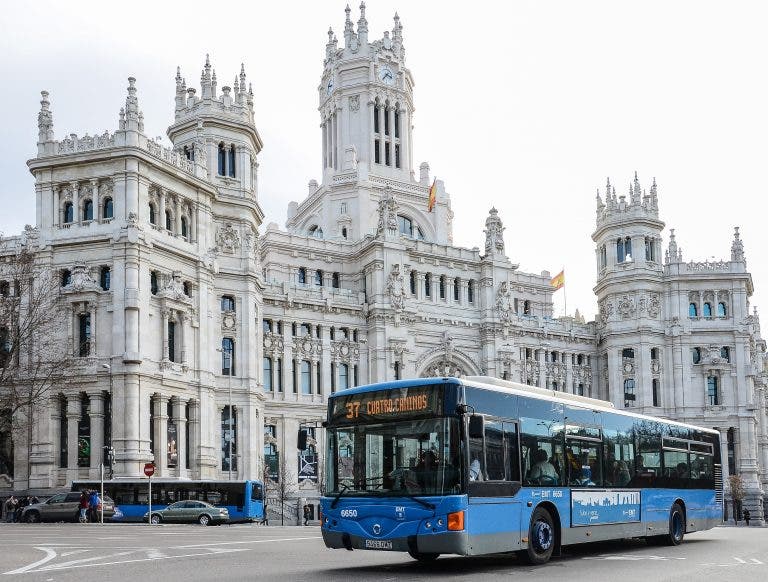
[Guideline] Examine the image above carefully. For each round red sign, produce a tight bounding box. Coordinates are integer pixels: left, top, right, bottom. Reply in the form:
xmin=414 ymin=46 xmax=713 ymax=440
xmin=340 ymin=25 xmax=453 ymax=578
xmin=144 ymin=462 xmax=155 ymax=477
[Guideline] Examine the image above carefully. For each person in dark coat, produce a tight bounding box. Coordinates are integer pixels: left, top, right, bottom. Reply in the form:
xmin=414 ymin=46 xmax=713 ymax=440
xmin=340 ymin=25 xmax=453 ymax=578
xmin=743 ymin=508 xmax=751 ymax=526
xmin=303 ymin=504 xmax=311 ymax=526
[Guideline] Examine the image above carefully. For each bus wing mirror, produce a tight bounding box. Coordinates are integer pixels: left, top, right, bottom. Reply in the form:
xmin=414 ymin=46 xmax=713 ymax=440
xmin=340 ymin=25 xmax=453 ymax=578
xmin=468 ymin=415 xmax=484 ymax=439
xmin=297 ymin=429 xmax=308 ymax=450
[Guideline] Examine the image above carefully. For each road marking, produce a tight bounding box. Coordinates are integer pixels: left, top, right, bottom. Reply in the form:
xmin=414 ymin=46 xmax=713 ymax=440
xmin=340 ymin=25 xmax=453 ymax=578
xmin=751 ymin=558 xmax=764 ymax=564
xmin=171 ymin=535 xmax=322 ymax=549
xmin=735 ymin=557 xmax=746 ymax=563
xmin=3 ymin=548 xmax=57 ymax=575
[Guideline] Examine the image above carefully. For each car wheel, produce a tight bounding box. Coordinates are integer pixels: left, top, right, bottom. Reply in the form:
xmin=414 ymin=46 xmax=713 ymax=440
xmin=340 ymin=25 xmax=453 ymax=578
xmin=198 ymin=514 xmax=211 ymax=526
xmin=150 ymin=514 xmax=162 ymax=525
xmin=25 ymin=511 xmax=40 ymax=524
xmin=519 ymin=506 xmax=556 ymax=565
xmin=407 ymin=549 xmax=440 ymax=562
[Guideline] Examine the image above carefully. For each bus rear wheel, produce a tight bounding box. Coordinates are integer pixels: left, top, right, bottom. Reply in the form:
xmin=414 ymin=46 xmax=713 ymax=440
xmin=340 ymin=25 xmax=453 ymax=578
xmin=519 ymin=507 xmax=556 ymax=565
xmin=407 ymin=549 xmax=439 ymax=562
xmin=648 ymin=502 xmax=685 ymax=546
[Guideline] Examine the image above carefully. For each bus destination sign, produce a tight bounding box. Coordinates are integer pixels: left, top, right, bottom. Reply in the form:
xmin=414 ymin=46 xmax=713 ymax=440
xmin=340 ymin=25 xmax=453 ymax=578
xmin=331 ymin=385 xmax=442 ymax=424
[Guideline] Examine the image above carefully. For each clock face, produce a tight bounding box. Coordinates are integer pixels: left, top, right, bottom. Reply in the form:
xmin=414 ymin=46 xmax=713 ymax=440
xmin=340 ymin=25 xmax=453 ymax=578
xmin=326 ymin=78 xmax=334 ymax=95
xmin=379 ymin=67 xmax=394 ymax=85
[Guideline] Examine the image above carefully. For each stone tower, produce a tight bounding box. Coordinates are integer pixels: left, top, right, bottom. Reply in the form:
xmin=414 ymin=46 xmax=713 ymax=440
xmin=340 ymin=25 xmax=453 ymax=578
xmin=592 ymin=173 xmax=665 ymax=408
xmin=167 ymin=56 xmax=264 ymax=201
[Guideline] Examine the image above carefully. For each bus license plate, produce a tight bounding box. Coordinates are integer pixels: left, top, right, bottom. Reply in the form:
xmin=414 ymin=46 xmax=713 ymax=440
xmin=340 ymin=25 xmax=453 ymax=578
xmin=364 ymin=539 xmax=393 ymax=550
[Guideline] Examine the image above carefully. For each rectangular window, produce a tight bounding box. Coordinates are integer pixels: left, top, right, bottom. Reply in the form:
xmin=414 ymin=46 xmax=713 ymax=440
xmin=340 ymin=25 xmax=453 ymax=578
xmin=331 ymin=363 xmax=336 ymax=393
xmin=78 ymin=314 xmax=91 ymax=357
xmin=652 ymin=378 xmax=660 ymax=407
xmin=373 ymin=105 xmax=379 ymax=133
xmin=339 ymin=363 xmax=349 ymax=390
xmin=394 ymin=110 xmax=400 ymax=138
xmin=439 ymin=276 xmax=445 ymax=299
xmin=221 ymin=295 xmax=235 ymax=312
xmin=468 ymin=281 xmax=474 ymax=304
xmin=222 ymin=338 xmax=235 ymax=376
xmin=301 ymin=360 xmax=311 ymax=394
xmin=384 ymin=110 xmax=390 ymax=136
xmin=394 ymin=144 xmax=400 ymax=168
xmin=374 ymin=140 xmax=380 ymax=164
xmin=424 ymin=275 xmax=431 ymax=297
xmin=707 ymin=376 xmax=719 ymax=405
xmin=623 ymin=378 xmax=635 ymax=407
xmin=276 ymin=358 xmax=283 ymax=392
xmin=292 ymin=360 xmax=298 ymax=393
xmin=332 ymin=272 xmax=340 ymax=289
xmin=385 ymin=142 xmax=391 ymax=166
xmin=168 ymin=321 xmax=176 ymax=362
xmin=221 ymin=405 xmax=237 ymax=472
xmin=263 ymin=357 xmax=273 ymax=391
xmin=262 ymin=319 xmax=272 ymax=333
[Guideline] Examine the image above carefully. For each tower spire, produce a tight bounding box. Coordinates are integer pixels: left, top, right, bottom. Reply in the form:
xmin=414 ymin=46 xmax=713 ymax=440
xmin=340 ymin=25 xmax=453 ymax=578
xmin=357 ymin=1 xmax=368 ymax=45
xmin=37 ymin=91 xmax=54 ymax=144
xmin=123 ymin=77 xmax=142 ymax=132
xmin=343 ymin=4 xmax=354 ymax=48
xmin=392 ymin=11 xmax=403 ymax=55
xmin=731 ymin=226 xmax=746 ymax=263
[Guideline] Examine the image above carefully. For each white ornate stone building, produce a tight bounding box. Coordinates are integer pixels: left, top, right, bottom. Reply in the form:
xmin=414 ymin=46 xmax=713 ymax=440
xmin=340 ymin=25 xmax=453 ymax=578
xmin=1 ymin=4 xmax=766 ymax=522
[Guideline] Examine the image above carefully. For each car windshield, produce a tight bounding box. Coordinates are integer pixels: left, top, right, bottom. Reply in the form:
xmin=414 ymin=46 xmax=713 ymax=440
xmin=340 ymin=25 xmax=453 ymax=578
xmin=326 ymin=417 xmax=461 ymax=496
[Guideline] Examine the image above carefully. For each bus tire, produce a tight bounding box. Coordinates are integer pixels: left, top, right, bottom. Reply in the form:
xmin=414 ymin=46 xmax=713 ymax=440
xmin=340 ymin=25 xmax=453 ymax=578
xmin=407 ymin=549 xmax=439 ymax=562
xmin=520 ymin=506 xmax=556 ymax=565
xmin=662 ymin=503 xmax=685 ymax=546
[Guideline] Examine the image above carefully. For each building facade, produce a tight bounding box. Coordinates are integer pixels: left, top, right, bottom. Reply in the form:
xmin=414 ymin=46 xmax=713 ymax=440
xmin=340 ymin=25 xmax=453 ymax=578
xmin=1 ymin=4 xmax=766 ymax=522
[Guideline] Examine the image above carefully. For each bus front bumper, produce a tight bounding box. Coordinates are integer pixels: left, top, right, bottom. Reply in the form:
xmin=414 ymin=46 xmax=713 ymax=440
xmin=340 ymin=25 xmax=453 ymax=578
xmin=322 ymin=529 xmax=468 ymax=556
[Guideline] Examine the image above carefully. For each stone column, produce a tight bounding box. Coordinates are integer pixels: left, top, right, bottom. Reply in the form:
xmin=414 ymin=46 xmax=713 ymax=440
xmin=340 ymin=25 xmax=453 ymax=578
xmin=180 ymin=312 xmax=188 ymax=366
xmin=70 ymin=181 xmax=79 ymax=224
xmin=53 ymin=186 xmax=60 ymax=227
xmin=537 ymin=349 xmax=546 ymax=388
xmin=173 ymin=397 xmax=187 ymax=476
xmin=51 ymin=401 xmax=62 ymax=471
xmin=175 ymin=196 xmax=182 ymax=235
xmin=88 ymin=392 xmax=105 ymax=478
xmin=89 ymin=302 xmax=97 ymax=357
xmin=162 ymin=309 xmax=170 ymax=361
xmin=158 ymin=189 xmax=166 ymax=230
xmin=153 ymin=394 xmax=169 ymax=476
xmin=719 ymin=428 xmax=731 ymax=486
xmin=188 ymin=399 xmax=199 ymax=477
xmin=66 ymin=394 xmax=81 ymax=482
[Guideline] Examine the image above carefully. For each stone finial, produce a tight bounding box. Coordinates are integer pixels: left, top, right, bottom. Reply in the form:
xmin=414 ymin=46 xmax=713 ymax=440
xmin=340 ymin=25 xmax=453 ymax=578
xmin=37 ymin=90 xmax=54 ymax=144
xmin=123 ymin=77 xmax=142 ymax=131
xmin=484 ymin=207 xmax=506 ymax=256
xmin=419 ymin=161 xmax=430 ymax=184
xmin=343 ymin=4 xmax=355 ymax=47
xmin=239 ymin=63 xmax=247 ymax=93
xmin=211 ymin=69 xmax=218 ymax=98
xmin=357 ymin=1 xmax=368 ymax=44
xmin=731 ymin=226 xmax=746 ymax=263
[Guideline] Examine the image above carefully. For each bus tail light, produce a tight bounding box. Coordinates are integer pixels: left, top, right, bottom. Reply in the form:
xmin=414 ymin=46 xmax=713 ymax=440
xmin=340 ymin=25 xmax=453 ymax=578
xmin=447 ymin=510 xmax=464 ymax=531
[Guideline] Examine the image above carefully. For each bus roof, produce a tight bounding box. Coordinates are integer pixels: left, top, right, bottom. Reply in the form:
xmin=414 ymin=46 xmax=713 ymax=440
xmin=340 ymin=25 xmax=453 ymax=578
xmin=330 ymin=376 xmax=718 ymax=435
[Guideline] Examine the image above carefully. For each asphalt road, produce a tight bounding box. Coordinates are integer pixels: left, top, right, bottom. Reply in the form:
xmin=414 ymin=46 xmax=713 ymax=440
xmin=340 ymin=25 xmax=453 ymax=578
xmin=0 ymin=523 xmax=765 ymax=581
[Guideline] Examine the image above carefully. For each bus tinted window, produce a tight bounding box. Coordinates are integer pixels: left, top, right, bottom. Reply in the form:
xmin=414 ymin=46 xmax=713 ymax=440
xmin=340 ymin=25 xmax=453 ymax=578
xmin=602 ymin=414 xmax=635 ymax=487
xmin=565 ymin=440 xmax=602 ymax=486
xmin=663 ymin=449 xmax=689 ymax=487
xmin=633 ymin=420 xmax=662 ymax=487
xmin=485 ymin=421 xmax=505 ymax=480
xmin=520 ymin=398 xmax=564 ymax=486
xmin=465 ymin=387 xmax=516 ymax=419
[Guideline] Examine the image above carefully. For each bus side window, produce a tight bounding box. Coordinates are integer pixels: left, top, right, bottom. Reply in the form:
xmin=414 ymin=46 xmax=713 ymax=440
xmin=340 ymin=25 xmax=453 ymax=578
xmin=485 ymin=421 xmax=505 ymax=480
xmin=252 ymin=483 xmax=264 ymax=501
xmin=504 ymin=422 xmax=520 ymax=482
xmin=468 ymin=436 xmax=485 ymax=481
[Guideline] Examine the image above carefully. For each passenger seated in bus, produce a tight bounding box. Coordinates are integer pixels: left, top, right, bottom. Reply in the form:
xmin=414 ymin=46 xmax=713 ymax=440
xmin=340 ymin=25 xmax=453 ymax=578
xmin=614 ymin=461 xmax=631 ymax=486
xmin=676 ymin=462 xmax=689 ymax=480
xmin=634 ymin=454 xmax=654 ymax=475
xmin=527 ymin=449 xmax=558 ymax=484
xmin=469 ymin=457 xmax=483 ymax=481
xmin=573 ymin=466 xmax=595 ymax=486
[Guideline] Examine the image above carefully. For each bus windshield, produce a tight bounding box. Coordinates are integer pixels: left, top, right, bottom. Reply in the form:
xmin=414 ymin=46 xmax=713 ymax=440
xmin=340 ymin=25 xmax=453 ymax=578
xmin=327 ymin=417 xmax=461 ymax=497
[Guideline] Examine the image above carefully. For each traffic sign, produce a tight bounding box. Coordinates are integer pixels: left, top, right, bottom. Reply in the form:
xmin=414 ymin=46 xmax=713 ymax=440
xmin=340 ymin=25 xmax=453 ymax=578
xmin=144 ymin=462 xmax=155 ymax=477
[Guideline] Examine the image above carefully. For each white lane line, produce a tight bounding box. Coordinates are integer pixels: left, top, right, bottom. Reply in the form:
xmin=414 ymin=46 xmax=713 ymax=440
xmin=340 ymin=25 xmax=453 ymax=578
xmin=3 ymin=547 xmax=57 ymax=575
xmin=734 ymin=557 xmax=747 ymax=564
xmin=39 ymin=551 xmax=137 ymax=570
xmin=750 ymin=558 xmax=764 ymax=564
xmin=171 ymin=535 xmax=322 ymax=549
xmin=24 ymin=548 xmax=249 ymax=573
xmin=59 ymin=550 xmax=90 ymax=557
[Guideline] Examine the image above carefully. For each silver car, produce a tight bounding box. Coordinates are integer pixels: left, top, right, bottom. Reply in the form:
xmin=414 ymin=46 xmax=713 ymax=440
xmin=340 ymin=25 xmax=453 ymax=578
xmin=143 ymin=500 xmax=229 ymax=526
xmin=22 ymin=492 xmax=117 ymax=523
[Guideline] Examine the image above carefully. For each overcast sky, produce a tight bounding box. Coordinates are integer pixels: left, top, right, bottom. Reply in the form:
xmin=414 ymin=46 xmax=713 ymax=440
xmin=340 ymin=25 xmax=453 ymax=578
xmin=1 ymin=1 xmax=766 ymax=321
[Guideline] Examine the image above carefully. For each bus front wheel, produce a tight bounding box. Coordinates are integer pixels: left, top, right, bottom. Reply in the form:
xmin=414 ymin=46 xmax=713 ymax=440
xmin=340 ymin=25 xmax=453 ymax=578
xmin=407 ymin=549 xmax=439 ymax=562
xmin=520 ymin=507 xmax=556 ymax=565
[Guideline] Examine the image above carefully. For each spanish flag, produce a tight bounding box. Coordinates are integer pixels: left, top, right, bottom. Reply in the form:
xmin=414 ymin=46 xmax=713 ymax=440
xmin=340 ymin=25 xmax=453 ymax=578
xmin=550 ymin=270 xmax=565 ymax=291
xmin=428 ymin=178 xmax=437 ymax=212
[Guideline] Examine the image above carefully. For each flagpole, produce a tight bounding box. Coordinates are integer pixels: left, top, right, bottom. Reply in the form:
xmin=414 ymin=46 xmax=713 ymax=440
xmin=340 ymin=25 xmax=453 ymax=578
xmin=562 ymin=266 xmax=567 ymax=318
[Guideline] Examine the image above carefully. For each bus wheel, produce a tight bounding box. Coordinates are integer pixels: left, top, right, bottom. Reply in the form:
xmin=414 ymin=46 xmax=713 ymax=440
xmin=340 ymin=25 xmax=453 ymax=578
xmin=664 ymin=503 xmax=685 ymax=546
xmin=521 ymin=507 xmax=556 ymax=565
xmin=407 ymin=549 xmax=439 ymax=562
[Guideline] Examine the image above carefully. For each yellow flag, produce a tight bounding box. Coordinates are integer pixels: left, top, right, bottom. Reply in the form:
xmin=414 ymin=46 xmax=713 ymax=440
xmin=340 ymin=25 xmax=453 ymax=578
xmin=550 ymin=270 xmax=565 ymax=291
xmin=428 ymin=179 xmax=437 ymax=212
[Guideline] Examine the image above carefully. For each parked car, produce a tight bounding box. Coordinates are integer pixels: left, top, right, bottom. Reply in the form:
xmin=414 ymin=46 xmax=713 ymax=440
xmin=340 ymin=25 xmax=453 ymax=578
xmin=22 ymin=492 xmax=118 ymax=523
xmin=143 ymin=500 xmax=229 ymax=525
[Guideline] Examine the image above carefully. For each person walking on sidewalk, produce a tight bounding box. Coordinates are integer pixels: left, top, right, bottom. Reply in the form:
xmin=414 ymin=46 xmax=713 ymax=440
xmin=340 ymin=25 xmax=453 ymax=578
xmin=743 ymin=508 xmax=751 ymax=526
xmin=78 ymin=491 xmax=89 ymax=523
xmin=303 ymin=504 xmax=311 ymax=526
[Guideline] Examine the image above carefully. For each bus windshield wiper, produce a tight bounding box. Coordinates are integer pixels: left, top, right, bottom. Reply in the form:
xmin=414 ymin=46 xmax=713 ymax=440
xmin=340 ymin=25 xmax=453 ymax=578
xmin=330 ymin=483 xmax=349 ymax=509
xmin=403 ymin=493 xmax=435 ymax=510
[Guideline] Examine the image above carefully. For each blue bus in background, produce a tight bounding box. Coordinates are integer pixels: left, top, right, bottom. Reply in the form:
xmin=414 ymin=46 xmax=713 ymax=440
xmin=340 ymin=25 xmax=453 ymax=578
xmin=72 ymin=479 xmax=264 ymax=523
xmin=319 ymin=377 xmax=722 ymax=564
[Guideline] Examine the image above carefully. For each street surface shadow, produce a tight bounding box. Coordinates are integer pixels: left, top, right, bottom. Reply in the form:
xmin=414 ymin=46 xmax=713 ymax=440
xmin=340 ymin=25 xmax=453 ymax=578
xmin=323 ymin=537 xmax=714 ymax=578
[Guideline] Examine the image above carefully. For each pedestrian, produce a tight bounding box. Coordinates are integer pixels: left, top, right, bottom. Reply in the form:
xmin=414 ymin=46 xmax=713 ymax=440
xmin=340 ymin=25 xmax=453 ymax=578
xmin=78 ymin=491 xmax=89 ymax=523
xmin=15 ymin=496 xmax=29 ymax=523
xmin=743 ymin=508 xmax=751 ymax=527
xmin=263 ymin=503 xmax=269 ymax=526
xmin=303 ymin=504 xmax=311 ymax=526
xmin=88 ymin=490 xmax=100 ymax=523
xmin=3 ymin=496 xmax=16 ymax=523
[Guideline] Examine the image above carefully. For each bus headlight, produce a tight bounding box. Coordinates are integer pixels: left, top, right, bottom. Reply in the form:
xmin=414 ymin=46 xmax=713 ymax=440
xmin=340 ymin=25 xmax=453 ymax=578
xmin=447 ymin=511 xmax=464 ymax=531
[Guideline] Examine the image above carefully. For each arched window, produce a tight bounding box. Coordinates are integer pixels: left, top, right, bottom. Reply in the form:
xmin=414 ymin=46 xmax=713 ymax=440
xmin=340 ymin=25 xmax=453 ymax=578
xmin=63 ymin=202 xmax=74 ymax=224
xmin=424 ymin=274 xmax=431 ymax=297
xmin=341 ymin=227 xmax=348 ymax=239
xmin=703 ymin=302 xmax=713 ymax=318
xmin=644 ymin=236 xmax=655 ymax=261
xmin=688 ymin=302 xmax=698 ymax=318
xmin=394 ymin=108 xmax=400 ymax=138
xmin=100 ymin=267 xmax=111 ymax=291
xmin=453 ymin=277 xmax=460 ymax=301
xmin=308 ymin=225 xmax=323 ymax=239
xmin=339 ymin=363 xmax=349 ymax=391
xmin=409 ymin=270 xmax=416 ymax=295
xmin=150 ymin=271 xmax=159 ymax=295
xmin=468 ymin=280 xmax=475 ymax=304
xmin=61 ymin=269 xmax=72 ymax=287
xmin=103 ymin=197 xmax=113 ymax=220
xmin=439 ymin=275 xmax=446 ymax=299
xmin=314 ymin=270 xmax=323 ymax=286
xmin=373 ymin=102 xmax=380 ymax=133
xmin=717 ymin=302 xmax=727 ymax=317
xmin=720 ymin=346 xmax=730 ymax=362
xmin=183 ymin=145 xmax=194 ymax=161
xmin=165 ymin=211 xmax=173 ymax=232
xmin=707 ymin=376 xmax=719 ymax=405
xmin=384 ymin=104 xmax=390 ymax=136
xmin=263 ymin=357 xmax=273 ymax=391
xmin=397 ymin=215 xmax=413 ymax=237
xmin=217 ymin=143 xmax=226 ymax=175
xmin=221 ymin=295 xmax=235 ymax=312
xmin=297 ymin=267 xmax=307 ymax=285
xmin=221 ymin=338 xmax=235 ymax=376
xmin=692 ymin=347 xmax=701 ymax=364
xmin=180 ymin=216 xmax=188 ymax=239
xmin=599 ymin=245 xmax=607 ymax=270
xmin=616 ymin=238 xmax=624 ymax=262
xmin=149 ymin=203 xmax=156 ymax=225
xmin=623 ymin=378 xmax=635 ymax=407
xmin=301 ymin=360 xmax=311 ymax=394
xmin=83 ymin=199 xmax=94 ymax=221
xmin=228 ymin=144 xmax=236 ymax=177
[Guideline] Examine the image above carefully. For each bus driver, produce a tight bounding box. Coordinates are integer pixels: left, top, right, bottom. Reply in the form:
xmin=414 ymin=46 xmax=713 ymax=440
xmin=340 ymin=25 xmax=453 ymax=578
xmin=528 ymin=449 xmax=559 ymax=484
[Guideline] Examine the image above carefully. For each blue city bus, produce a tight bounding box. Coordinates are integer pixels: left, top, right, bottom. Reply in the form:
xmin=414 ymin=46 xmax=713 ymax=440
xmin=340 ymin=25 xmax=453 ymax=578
xmin=319 ymin=377 xmax=722 ymax=564
xmin=72 ymin=479 xmax=264 ymax=523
